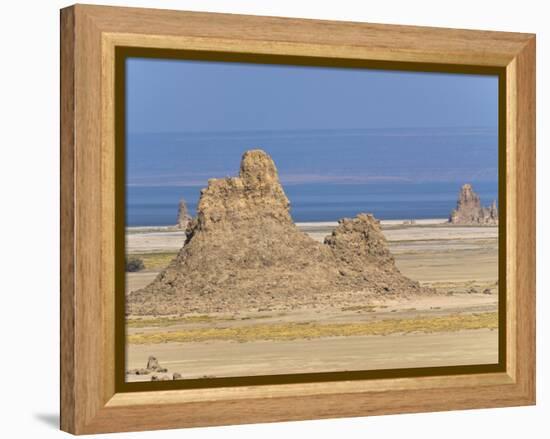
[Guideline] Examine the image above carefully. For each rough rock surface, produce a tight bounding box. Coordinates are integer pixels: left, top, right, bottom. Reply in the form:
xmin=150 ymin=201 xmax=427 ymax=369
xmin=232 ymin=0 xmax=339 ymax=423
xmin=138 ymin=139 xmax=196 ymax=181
xmin=127 ymin=355 xmax=168 ymax=376
xmin=449 ymin=184 xmax=498 ymax=225
xmin=128 ymin=150 xmax=433 ymax=315
xmin=176 ymin=198 xmax=191 ymax=230
xmin=146 ymin=355 xmax=159 ymax=370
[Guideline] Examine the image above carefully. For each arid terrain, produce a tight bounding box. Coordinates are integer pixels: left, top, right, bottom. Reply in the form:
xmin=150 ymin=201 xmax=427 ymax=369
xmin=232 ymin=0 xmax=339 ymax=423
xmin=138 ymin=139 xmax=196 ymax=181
xmin=125 ymin=219 xmax=499 ymax=381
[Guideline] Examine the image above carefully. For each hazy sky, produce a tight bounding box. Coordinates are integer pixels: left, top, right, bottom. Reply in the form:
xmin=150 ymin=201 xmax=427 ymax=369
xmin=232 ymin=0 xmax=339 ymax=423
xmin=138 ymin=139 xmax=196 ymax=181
xmin=126 ymin=58 xmax=498 ymax=134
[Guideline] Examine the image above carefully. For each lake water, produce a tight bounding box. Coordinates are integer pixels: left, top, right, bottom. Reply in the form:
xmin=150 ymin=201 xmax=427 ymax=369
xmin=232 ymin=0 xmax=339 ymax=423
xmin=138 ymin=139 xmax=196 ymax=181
xmin=126 ymin=128 xmax=498 ymax=226
xmin=126 ymin=181 xmax=498 ymax=226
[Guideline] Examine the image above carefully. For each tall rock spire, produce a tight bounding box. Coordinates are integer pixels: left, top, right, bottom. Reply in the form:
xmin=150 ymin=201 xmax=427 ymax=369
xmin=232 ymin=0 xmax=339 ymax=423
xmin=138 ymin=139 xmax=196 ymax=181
xmin=128 ymin=149 xmax=433 ymax=316
xmin=449 ymin=184 xmax=498 ymax=225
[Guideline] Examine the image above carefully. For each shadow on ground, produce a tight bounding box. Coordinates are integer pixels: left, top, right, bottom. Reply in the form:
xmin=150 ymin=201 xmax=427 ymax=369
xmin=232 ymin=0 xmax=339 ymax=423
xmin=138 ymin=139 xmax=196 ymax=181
xmin=34 ymin=413 xmax=59 ymax=430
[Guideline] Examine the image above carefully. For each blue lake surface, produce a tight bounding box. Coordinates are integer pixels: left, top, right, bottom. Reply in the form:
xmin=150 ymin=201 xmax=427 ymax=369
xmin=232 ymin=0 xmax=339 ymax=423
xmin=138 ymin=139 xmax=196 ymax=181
xmin=125 ymin=128 xmax=498 ymax=226
xmin=126 ymin=181 xmax=498 ymax=226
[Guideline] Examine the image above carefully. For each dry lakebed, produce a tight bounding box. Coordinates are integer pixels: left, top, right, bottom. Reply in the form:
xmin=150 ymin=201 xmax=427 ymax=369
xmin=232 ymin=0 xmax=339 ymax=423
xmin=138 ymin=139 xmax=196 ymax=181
xmin=125 ymin=219 xmax=499 ymax=381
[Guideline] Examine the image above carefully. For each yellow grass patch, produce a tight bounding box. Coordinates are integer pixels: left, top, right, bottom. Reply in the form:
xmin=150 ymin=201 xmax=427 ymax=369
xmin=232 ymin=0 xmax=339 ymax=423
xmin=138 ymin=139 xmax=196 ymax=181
xmin=127 ymin=252 xmax=177 ymax=270
xmin=127 ymin=312 xmax=498 ymax=344
xmin=341 ymin=305 xmax=377 ymax=312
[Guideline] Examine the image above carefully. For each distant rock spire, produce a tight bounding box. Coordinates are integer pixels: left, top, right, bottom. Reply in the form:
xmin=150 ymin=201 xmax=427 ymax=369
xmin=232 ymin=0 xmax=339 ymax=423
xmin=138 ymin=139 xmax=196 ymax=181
xmin=489 ymin=200 xmax=498 ymax=222
xmin=176 ymin=198 xmax=191 ymax=230
xmin=449 ymin=184 xmax=498 ymax=225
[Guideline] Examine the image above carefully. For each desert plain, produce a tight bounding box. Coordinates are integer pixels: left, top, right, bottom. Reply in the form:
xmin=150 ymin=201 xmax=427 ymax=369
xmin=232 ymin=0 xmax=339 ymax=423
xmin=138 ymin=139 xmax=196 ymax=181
xmin=125 ymin=219 xmax=499 ymax=381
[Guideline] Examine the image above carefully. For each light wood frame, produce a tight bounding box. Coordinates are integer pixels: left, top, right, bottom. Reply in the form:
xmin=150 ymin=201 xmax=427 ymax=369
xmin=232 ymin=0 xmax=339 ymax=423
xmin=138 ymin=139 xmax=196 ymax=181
xmin=60 ymin=4 xmax=536 ymax=434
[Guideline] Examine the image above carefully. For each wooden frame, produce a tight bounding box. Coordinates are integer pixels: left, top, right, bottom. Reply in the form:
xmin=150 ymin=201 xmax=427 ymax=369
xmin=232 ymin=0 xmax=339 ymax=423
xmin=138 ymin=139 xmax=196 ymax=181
xmin=60 ymin=4 xmax=536 ymax=434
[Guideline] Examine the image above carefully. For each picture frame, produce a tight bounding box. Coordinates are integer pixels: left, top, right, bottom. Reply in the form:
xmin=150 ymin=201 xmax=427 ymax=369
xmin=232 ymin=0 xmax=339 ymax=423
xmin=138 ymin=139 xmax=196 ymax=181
xmin=60 ymin=4 xmax=535 ymax=434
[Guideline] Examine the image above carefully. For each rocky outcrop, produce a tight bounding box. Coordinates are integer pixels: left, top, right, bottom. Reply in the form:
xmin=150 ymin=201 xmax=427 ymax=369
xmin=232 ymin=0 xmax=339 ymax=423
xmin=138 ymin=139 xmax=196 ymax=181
xmin=449 ymin=184 xmax=498 ymax=225
xmin=146 ymin=355 xmax=167 ymax=372
xmin=128 ymin=150 xmax=433 ymax=315
xmin=325 ymin=214 xmax=423 ymax=296
xmin=151 ymin=375 xmax=171 ymax=381
xmin=176 ymin=198 xmax=191 ymax=230
xmin=127 ymin=355 xmax=167 ymax=376
xmin=325 ymin=214 xmax=395 ymax=269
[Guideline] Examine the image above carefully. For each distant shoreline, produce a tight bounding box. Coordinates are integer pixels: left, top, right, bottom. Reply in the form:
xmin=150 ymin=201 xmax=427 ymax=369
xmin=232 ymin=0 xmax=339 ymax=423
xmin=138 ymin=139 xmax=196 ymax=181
xmin=125 ymin=218 xmax=459 ymax=233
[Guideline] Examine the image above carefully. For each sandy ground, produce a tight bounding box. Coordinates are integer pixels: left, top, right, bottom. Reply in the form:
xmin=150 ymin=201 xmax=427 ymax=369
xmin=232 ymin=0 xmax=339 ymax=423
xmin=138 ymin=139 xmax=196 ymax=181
xmin=126 ymin=293 xmax=497 ymax=335
xmin=127 ymin=272 xmax=159 ymax=294
xmin=127 ymin=329 xmax=497 ymax=381
xmin=125 ymin=220 xmax=499 ymax=381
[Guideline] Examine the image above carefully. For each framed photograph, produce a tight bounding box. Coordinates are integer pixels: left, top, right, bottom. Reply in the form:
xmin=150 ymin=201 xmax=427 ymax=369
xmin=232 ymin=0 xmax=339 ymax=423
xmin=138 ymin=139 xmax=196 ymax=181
xmin=60 ymin=4 xmax=536 ymax=434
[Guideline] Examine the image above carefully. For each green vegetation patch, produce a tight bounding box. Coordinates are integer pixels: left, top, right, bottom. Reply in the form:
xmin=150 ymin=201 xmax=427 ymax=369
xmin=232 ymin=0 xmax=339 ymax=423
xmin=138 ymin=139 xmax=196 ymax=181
xmin=125 ymin=256 xmax=145 ymax=272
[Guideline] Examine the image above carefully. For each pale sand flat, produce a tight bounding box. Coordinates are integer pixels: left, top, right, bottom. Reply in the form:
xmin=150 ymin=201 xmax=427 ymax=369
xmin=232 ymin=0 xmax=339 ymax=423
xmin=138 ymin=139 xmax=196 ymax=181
xmin=125 ymin=221 xmax=498 ymax=252
xmin=126 ymin=272 xmax=159 ymax=294
xmin=126 ymin=329 xmax=498 ymax=381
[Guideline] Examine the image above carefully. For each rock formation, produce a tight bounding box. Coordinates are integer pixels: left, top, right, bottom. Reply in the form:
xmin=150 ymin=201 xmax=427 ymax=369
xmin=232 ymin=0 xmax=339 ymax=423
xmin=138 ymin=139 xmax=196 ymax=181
xmin=151 ymin=375 xmax=171 ymax=381
xmin=146 ymin=355 xmax=167 ymax=372
xmin=128 ymin=150 xmax=433 ymax=315
xmin=127 ymin=355 xmax=167 ymax=376
xmin=449 ymin=184 xmax=498 ymax=225
xmin=176 ymin=198 xmax=191 ymax=229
